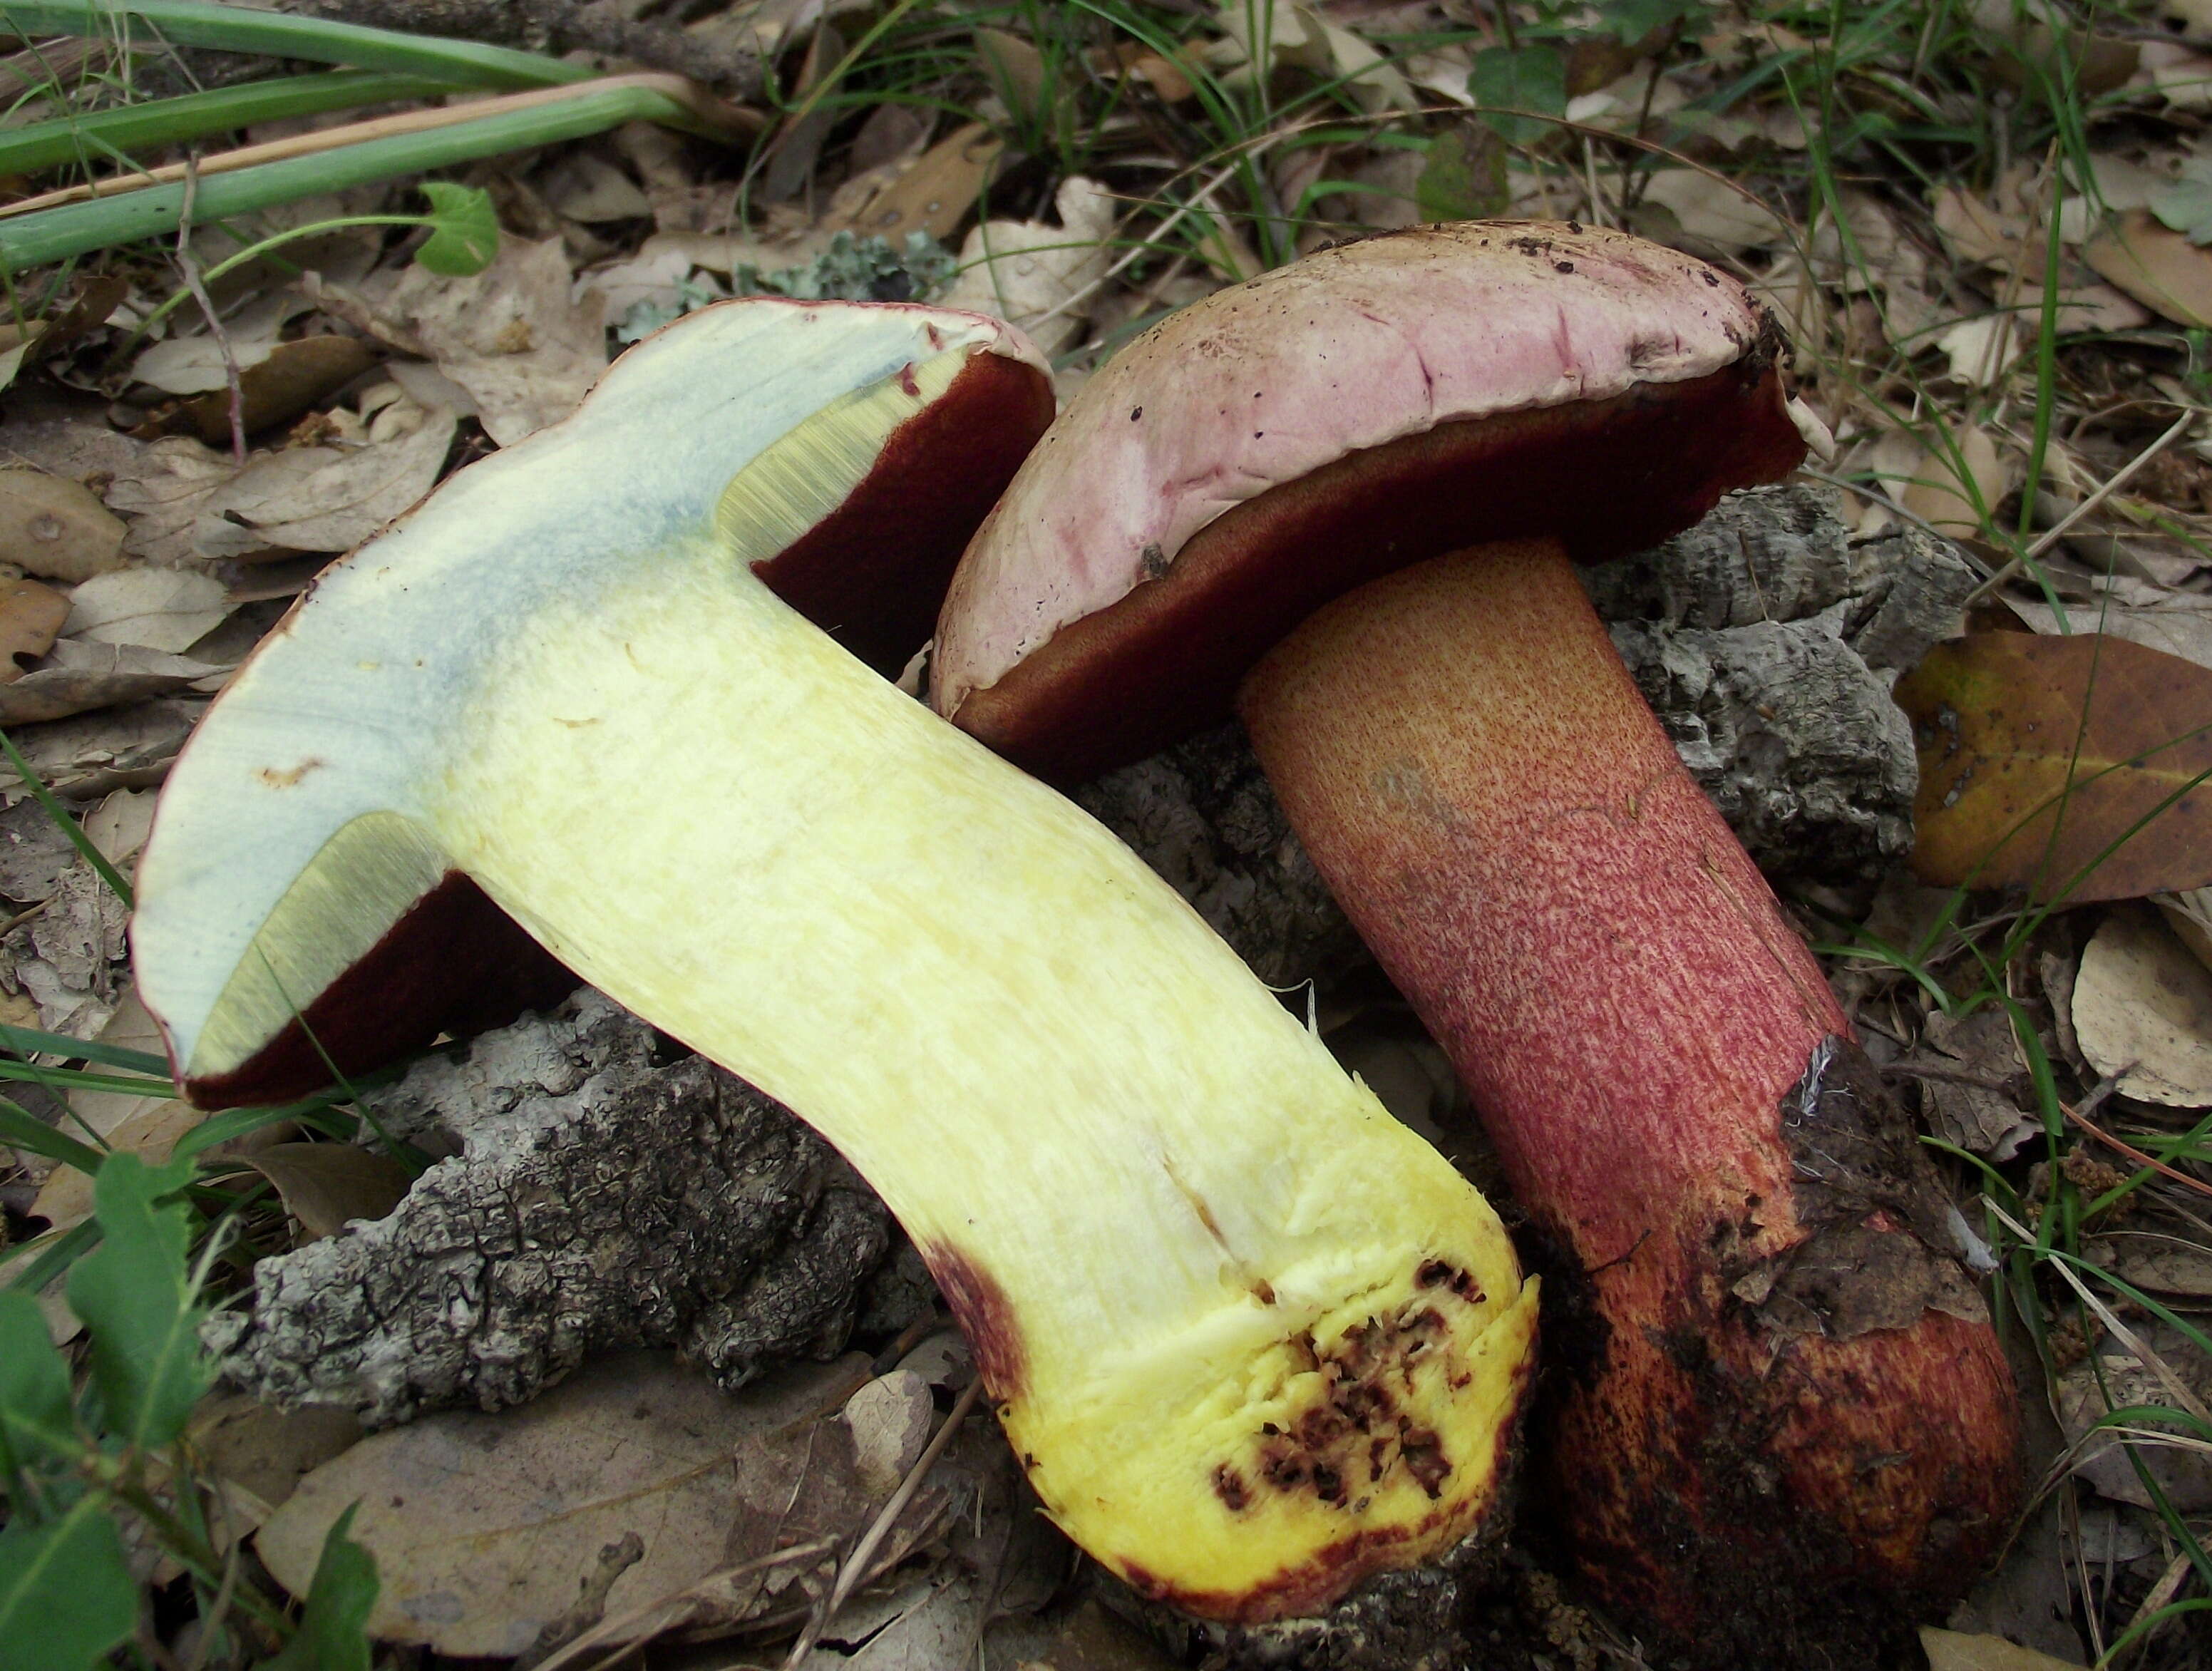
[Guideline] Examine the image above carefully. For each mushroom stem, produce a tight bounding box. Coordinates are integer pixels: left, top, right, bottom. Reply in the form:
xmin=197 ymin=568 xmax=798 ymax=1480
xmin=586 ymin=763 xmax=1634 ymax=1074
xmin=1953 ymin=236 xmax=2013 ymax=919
xmin=1238 ymin=540 xmax=2019 ymax=1648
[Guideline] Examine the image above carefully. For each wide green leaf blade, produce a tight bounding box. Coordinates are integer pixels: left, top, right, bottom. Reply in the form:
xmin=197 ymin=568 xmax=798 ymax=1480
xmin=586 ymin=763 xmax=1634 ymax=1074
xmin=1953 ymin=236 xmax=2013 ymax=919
xmin=0 ymin=0 xmax=588 ymax=89
xmin=1467 ymin=45 xmax=1566 ymax=146
xmin=262 ymin=1504 xmax=379 ymax=1671
xmin=0 ymin=1094 xmax=108 ymax=1175
xmin=0 ymin=1489 xmax=137 ymax=1671
xmin=0 ymin=1289 xmax=79 ymax=1471
xmin=0 ymin=71 xmax=465 ymax=178
xmin=0 ymin=1021 xmax=172 ymax=1076
xmin=64 ymin=1152 xmax=210 ymax=1450
xmin=0 ymin=83 xmax=691 ymax=272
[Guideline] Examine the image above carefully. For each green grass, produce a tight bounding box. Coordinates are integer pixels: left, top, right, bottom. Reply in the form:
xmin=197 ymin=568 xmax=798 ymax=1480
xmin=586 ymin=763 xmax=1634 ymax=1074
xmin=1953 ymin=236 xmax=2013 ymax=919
xmin=1 ymin=0 xmax=2211 ymax=1663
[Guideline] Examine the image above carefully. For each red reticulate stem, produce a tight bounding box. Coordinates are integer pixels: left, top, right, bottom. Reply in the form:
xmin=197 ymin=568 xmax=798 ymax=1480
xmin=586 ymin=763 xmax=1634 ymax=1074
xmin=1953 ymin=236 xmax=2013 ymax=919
xmin=1238 ymin=540 xmax=2018 ymax=1655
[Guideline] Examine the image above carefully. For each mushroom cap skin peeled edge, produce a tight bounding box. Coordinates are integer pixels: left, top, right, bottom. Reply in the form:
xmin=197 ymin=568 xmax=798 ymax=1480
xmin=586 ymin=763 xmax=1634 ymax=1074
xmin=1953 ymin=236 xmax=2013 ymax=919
xmin=128 ymin=296 xmax=1539 ymax=1622
xmin=928 ymin=225 xmax=2020 ymax=1653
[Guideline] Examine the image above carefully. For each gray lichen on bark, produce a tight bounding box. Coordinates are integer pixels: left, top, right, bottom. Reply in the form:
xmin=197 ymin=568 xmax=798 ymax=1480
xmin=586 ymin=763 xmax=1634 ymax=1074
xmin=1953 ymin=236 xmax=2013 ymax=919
xmin=204 ymin=992 xmax=891 ymax=1424
xmin=1081 ymin=483 xmax=1977 ymax=983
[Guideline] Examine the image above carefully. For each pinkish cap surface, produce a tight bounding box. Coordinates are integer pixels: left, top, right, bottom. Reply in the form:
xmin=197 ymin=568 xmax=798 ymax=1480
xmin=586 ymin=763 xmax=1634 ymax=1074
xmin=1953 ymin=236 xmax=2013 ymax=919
xmin=932 ymin=221 xmax=1803 ymax=782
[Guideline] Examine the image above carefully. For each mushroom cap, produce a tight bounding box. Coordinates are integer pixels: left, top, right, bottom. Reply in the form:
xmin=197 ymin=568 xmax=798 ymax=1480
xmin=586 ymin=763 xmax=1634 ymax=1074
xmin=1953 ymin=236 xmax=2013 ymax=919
xmin=135 ymin=297 xmax=1051 ymax=1106
xmin=931 ymin=220 xmax=1806 ymax=783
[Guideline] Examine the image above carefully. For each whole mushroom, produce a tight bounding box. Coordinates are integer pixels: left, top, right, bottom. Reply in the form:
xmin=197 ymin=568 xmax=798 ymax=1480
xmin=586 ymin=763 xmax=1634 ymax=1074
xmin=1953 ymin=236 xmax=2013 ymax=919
xmin=930 ymin=222 xmax=2019 ymax=1657
xmin=130 ymin=296 xmax=1540 ymax=1620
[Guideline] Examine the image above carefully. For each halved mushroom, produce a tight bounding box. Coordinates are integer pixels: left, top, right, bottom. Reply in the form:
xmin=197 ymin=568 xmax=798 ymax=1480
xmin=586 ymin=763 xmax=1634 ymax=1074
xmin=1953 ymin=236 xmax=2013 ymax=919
xmin=931 ymin=223 xmax=2018 ymax=1653
xmin=130 ymin=297 xmax=1539 ymax=1620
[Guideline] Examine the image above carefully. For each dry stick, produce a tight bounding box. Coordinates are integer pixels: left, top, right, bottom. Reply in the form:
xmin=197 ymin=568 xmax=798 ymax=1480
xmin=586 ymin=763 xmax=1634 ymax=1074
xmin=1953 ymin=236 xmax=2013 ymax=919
xmin=170 ymin=159 xmax=247 ymax=463
xmin=0 ymin=71 xmax=758 ymax=218
xmin=1962 ymin=409 xmax=2197 ymax=607
xmin=779 ymin=1375 xmax=985 ymax=1671
xmin=526 ymin=1538 xmax=841 ymax=1671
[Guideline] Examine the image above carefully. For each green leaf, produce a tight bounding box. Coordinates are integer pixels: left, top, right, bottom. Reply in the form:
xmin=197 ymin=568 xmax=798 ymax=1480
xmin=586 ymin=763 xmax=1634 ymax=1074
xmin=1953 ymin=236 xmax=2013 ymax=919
xmin=65 ymin=1153 xmax=211 ymax=1451
xmin=0 ymin=1094 xmax=107 ymax=1176
xmin=262 ymin=1504 xmax=379 ymax=1671
xmin=0 ymin=1290 xmax=79 ymax=1472
xmin=0 ymin=1022 xmax=172 ymax=1077
xmin=3 ymin=1219 xmax=101 ymax=1296
xmin=1467 ymin=46 xmax=1567 ymax=147
xmin=1417 ymin=127 xmax=1509 ymax=222
xmin=0 ymin=1489 xmax=137 ymax=1671
xmin=413 ymin=182 xmax=499 ymax=277
xmin=0 ymin=71 xmax=465 ymax=180
xmin=1601 ymin=0 xmax=1703 ymax=46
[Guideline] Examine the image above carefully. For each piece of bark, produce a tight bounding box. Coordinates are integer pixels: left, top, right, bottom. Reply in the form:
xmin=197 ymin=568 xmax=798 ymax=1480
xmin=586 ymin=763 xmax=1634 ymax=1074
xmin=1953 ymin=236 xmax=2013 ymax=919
xmin=278 ymin=0 xmax=766 ymax=98
xmin=1084 ymin=483 xmax=1954 ymax=987
xmin=203 ymin=991 xmax=892 ymax=1424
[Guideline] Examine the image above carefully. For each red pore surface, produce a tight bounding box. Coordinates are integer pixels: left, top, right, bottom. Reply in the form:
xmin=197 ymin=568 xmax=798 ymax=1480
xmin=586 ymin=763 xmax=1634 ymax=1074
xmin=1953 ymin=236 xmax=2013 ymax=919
xmin=933 ymin=220 xmax=1801 ymax=783
xmin=1241 ymin=544 xmax=2018 ymax=1662
xmin=180 ymin=340 xmax=1053 ymax=1109
xmin=756 ymin=347 xmax=1056 ymax=676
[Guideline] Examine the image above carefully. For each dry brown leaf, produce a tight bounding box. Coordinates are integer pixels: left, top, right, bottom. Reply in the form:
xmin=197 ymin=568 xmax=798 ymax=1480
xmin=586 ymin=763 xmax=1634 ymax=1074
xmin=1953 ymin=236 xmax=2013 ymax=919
xmin=0 ymin=469 xmax=127 ymax=582
xmin=1920 ymin=1628 xmax=2094 ymax=1671
xmin=0 ymin=639 xmax=230 ymax=725
xmin=941 ymin=178 xmax=1115 ymax=356
xmin=2010 ymin=592 xmax=2212 ymax=669
xmin=2089 ymin=1233 xmax=2212 ymax=1300
xmin=2074 ymin=905 xmax=2212 ymax=1104
xmin=29 ymin=1097 xmax=202 ymax=1232
xmin=843 ymin=1367 xmax=934 ymax=1498
xmin=189 ymin=1395 xmax=364 ymax=1548
xmin=215 ymin=397 xmax=456 ymax=553
xmin=1636 ymin=170 xmax=1786 ymax=252
xmin=975 ymin=26 xmax=1050 ymax=128
xmin=1933 ymin=183 xmax=2027 ymax=266
xmin=381 ymin=235 xmax=607 ymax=446
xmin=1935 ymin=315 xmax=2016 ymax=386
xmin=1899 ymin=425 xmax=2010 ymax=536
xmin=829 ymin=121 xmax=1007 ymax=246
xmin=242 ymin=1142 xmax=413 ymax=1242
xmin=2084 ymin=209 xmax=2212 ymax=327
xmin=173 ymin=334 xmax=379 ymax=446
xmin=2132 ymin=39 xmax=2212 ymax=110
xmin=258 ymin=1353 xmax=877 ymax=1657
xmin=540 ymin=152 xmax=652 ymax=225
xmin=62 ymin=567 xmax=231 ymax=652
xmin=2053 ymin=1330 xmax=2212 ymax=1509
xmin=1211 ymin=1 xmax=1414 ymax=113
xmin=5 ymin=696 xmax=204 ymax=800
xmin=0 ymin=578 xmax=69 ymax=679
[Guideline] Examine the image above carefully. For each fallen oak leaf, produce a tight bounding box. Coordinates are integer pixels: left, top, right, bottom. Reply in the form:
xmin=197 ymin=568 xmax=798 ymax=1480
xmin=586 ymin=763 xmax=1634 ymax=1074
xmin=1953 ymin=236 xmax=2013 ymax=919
xmin=237 ymin=1142 xmax=413 ymax=1242
xmin=0 ymin=469 xmax=127 ymax=582
xmin=0 ymin=579 xmax=69 ymax=679
xmin=2072 ymin=904 xmax=2212 ymax=1106
xmin=62 ymin=567 xmax=232 ymax=654
xmin=1895 ymin=632 xmax=2212 ymax=901
xmin=0 ymin=639 xmax=231 ymax=726
xmin=257 ymin=1352 xmax=875 ymax=1657
xmin=2084 ymin=209 xmax=2212 ymax=328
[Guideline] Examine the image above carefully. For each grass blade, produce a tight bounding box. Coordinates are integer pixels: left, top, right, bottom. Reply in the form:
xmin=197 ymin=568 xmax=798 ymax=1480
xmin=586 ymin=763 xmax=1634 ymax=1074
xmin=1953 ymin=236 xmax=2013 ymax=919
xmin=0 ymin=730 xmax=130 ymax=906
xmin=0 ymin=1094 xmax=107 ymax=1173
xmin=0 ymin=81 xmax=709 ymax=271
xmin=0 ymin=1022 xmax=169 ymax=1076
xmin=0 ymin=70 xmax=469 ymax=178
xmin=0 ymin=0 xmax=590 ymax=89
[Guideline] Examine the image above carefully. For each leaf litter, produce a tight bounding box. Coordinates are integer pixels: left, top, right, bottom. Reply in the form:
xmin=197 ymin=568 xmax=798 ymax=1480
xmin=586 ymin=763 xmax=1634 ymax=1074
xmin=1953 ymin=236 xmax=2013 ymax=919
xmin=14 ymin=3 xmax=2212 ymax=1667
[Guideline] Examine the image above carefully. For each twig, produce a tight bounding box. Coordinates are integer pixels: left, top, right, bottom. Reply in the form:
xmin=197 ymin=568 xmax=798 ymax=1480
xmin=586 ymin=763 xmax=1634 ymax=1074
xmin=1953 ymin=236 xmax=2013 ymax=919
xmin=170 ymin=158 xmax=246 ymax=463
xmin=778 ymin=1374 xmax=984 ymax=1671
xmin=1963 ymin=410 xmax=2196 ymax=606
